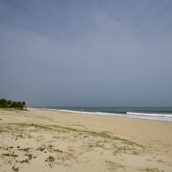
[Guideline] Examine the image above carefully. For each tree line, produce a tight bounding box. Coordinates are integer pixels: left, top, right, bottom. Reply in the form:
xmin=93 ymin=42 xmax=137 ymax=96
xmin=0 ymin=98 xmax=26 ymax=109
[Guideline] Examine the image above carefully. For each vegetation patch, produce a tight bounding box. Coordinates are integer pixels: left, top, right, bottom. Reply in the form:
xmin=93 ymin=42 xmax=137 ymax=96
xmin=139 ymin=167 xmax=161 ymax=172
xmin=2 ymin=153 xmax=18 ymax=157
xmin=19 ymin=159 xmax=29 ymax=163
xmin=18 ymin=148 xmax=32 ymax=152
xmin=12 ymin=166 xmax=19 ymax=172
xmin=0 ymin=98 xmax=26 ymax=110
xmin=45 ymin=155 xmax=55 ymax=168
xmin=53 ymin=149 xmax=63 ymax=153
xmin=45 ymin=155 xmax=55 ymax=162
xmin=106 ymin=160 xmax=125 ymax=171
xmin=25 ymin=153 xmax=34 ymax=160
xmin=37 ymin=145 xmax=46 ymax=152
xmin=15 ymin=134 xmax=24 ymax=140
xmin=0 ymin=122 xmax=144 ymax=149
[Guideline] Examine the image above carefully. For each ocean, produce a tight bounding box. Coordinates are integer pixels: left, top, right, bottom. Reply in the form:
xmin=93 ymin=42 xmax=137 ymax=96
xmin=41 ymin=107 xmax=172 ymax=122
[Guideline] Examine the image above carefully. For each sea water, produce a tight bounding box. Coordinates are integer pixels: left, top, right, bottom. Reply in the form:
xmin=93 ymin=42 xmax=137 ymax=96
xmin=41 ymin=107 xmax=172 ymax=122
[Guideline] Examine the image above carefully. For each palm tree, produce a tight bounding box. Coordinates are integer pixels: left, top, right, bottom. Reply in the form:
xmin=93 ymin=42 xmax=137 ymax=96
xmin=17 ymin=101 xmax=21 ymax=108
xmin=0 ymin=99 xmax=7 ymax=108
xmin=7 ymin=100 xmax=12 ymax=108
xmin=21 ymin=101 xmax=26 ymax=109
xmin=11 ymin=101 xmax=17 ymax=108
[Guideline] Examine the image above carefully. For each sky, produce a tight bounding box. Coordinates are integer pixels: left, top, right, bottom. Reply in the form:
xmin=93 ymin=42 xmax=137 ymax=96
xmin=0 ymin=0 xmax=172 ymax=107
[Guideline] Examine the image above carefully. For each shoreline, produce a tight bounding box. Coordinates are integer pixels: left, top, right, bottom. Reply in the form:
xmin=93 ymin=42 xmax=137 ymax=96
xmin=30 ymin=107 xmax=172 ymax=122
xmin=0 ymin=108 xmax=172 ymax=171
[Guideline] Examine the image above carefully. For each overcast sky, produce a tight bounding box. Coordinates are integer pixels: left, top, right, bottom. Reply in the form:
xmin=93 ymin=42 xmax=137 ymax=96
xmin=0 ymin=0 xmax=172 ymax=107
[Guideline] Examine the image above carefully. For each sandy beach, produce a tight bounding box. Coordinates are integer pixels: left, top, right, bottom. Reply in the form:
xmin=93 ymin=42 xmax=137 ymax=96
xmin=0 ymin=108 xmax=172 ymax=172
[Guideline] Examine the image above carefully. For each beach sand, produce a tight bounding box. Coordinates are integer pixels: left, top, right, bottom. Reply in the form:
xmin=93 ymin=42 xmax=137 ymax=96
xmin=0 ymin=108 xmax=172 ymax=172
